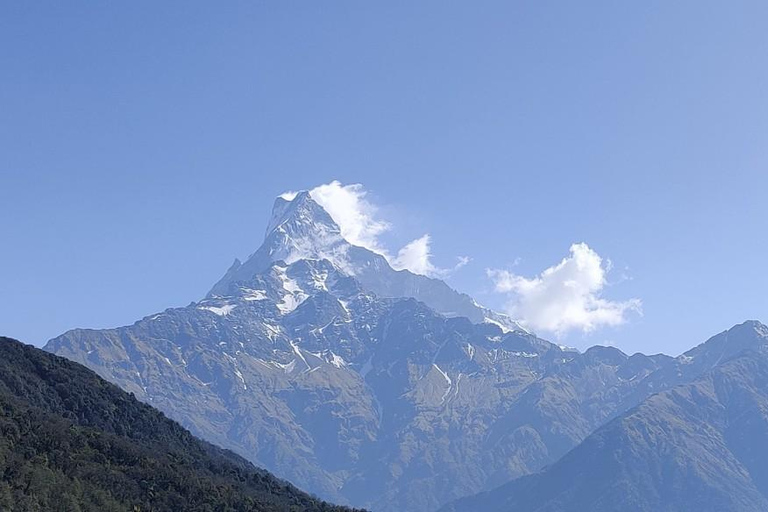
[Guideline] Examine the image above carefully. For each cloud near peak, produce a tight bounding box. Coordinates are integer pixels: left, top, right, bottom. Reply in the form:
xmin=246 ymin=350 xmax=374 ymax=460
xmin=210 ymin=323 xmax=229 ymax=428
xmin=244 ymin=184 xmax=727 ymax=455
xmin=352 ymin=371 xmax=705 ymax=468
xmin=309 ymin=181 xmax=391 ymax=256
xmin=298 ymin=181 xmax=464 ymax=278
xmin=488 ymin=243 xmax=641 ymax=336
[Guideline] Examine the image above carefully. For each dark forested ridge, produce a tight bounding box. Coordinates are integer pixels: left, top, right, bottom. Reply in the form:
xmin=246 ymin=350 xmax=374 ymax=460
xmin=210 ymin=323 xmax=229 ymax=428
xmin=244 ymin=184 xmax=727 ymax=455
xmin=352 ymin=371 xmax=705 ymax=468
xmin=0 ymin=336 xmax=363 ymax=512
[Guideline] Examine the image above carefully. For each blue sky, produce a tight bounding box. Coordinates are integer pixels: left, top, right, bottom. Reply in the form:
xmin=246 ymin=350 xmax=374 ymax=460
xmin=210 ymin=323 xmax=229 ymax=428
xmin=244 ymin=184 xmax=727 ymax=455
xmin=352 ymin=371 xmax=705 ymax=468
xmin=2 ymin=1 xmax=767 ymax=355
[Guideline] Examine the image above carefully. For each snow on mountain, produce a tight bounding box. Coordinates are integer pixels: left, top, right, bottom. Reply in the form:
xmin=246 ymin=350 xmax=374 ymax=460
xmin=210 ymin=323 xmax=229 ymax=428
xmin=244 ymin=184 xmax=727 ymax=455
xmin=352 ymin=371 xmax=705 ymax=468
xmin=209 ymin=190 xmax=522 ymax=332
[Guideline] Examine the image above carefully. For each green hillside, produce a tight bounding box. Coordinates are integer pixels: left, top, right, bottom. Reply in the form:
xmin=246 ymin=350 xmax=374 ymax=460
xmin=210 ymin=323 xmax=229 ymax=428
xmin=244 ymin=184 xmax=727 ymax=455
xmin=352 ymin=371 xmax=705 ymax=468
xmin=0 ymin=336 xmax=363 ymax=512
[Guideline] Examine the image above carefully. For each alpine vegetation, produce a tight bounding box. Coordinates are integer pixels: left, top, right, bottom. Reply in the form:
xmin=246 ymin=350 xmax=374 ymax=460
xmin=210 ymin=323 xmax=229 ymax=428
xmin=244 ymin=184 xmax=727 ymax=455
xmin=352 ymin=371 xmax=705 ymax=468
xmin=0 ymin=336 xmax=362 ymax=512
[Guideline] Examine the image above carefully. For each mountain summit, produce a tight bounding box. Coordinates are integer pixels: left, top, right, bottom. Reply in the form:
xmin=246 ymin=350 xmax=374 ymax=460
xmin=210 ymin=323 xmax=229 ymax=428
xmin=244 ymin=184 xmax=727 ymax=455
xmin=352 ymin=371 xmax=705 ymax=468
xmin=209 ymin=190 xmax=520 ymax=331
xmin=209 ymin=191 xmax=349 ymax=294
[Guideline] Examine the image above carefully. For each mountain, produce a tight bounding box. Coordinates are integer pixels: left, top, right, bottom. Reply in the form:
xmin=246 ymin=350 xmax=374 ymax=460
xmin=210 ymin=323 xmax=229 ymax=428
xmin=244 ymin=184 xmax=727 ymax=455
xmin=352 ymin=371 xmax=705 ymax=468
xmin=619 ymin=320 xmax=768 ymax=407
xmin=208 ymin=191 xmax=519 ymax=331
xmin=46 ymin=191 xmax=677 ymax=511
xmin=441 ymin=320 xmax=768 ymax=512
xmin=0 ymin=336 xmax=361 ymax=512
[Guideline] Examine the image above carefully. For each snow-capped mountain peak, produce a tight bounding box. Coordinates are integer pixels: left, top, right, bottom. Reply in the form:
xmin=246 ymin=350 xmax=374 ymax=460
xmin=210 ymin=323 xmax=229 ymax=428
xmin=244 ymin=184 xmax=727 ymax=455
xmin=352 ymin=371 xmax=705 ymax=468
xmin=261 ymin=191 xmax=352 ymax=272
xmin=208 ymin=192 xmax=354 ymax=297
xmin=264 ymin=190 xmax=341 ymax=241
xmin=208 ymin=189 xmax=523 ymax=332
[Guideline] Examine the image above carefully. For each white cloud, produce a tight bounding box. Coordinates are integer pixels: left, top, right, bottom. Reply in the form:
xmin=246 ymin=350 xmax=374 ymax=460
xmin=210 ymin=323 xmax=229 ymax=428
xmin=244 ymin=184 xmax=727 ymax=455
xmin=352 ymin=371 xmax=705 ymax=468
xmin=455 ymin=255 xmax=472 ymax=270
xmin=488 ymin=243 xmax=641 ymax=336
xmin=309 ymin=181 xmax=391 ymax=256
xmin=392 ymin=234 xmax=436 ymax=276
xmin=278 ymin=180 xmax=470 ymax=277
xmin=391 ymin=236 xmax=472 ymax=278
xmin=279 ymin=190 xmax=299 ymax=201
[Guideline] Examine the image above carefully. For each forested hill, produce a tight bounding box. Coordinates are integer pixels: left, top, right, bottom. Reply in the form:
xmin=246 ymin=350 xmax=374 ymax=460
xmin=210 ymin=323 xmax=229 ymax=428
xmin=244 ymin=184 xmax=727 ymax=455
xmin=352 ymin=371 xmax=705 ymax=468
xmin=0 ymin=336 xmax=363 ymax=512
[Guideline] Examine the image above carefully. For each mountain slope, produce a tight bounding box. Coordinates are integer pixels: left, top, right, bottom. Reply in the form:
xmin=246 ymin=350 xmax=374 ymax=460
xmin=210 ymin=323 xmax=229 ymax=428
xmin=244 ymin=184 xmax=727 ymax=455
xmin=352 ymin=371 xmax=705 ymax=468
xmin=0 ymin=336 xmax=361 ymax=512
xmin=441 ymin=321 xmax=768 ymax=512
xmin=45 ymin=191 xmax=687 ymax=511
xmin=45 ymin=256 xmax=671 ymax=512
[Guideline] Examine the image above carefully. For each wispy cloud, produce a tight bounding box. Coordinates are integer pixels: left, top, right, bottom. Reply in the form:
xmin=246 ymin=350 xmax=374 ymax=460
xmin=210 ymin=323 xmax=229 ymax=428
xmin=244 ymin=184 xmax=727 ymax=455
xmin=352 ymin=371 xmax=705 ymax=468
xmin=390 ymin=234 xmax=471 ymax=277
xmin=392 ymin=234 xmax=435 ymax=275
xmin=298 ymin=181 xmax=467 ymax=278
xmin=488 ymin=243 xmax=641 ymax=336
xmin=309 ymin=181 xmax=392 ymax=256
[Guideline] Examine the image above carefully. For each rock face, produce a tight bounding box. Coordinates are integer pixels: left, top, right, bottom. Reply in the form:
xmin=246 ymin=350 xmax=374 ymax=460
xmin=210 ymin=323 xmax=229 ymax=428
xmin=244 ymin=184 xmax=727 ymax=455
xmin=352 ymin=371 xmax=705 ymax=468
xmin=47 ymin=191 xmax=677 ymax=511
xmin=440 ymin=321 xmax=768 ymax=512
xmin=0 ymin=336 xmax=360 ymax=512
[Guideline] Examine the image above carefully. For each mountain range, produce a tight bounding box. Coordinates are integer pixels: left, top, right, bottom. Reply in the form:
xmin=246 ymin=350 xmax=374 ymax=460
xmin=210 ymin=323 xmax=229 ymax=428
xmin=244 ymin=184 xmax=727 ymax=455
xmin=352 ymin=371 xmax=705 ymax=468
xmin=42 ymin=190 xmax=768 ymax=511
xmin=441 ymin=321 xmax=768 ymax=512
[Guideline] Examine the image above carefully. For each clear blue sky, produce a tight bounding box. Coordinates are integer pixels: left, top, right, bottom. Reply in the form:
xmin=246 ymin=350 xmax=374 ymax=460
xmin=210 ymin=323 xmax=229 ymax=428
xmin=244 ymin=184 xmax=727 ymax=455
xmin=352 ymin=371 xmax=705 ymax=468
xmin=2 ymin=1 xmax=767 ymax=355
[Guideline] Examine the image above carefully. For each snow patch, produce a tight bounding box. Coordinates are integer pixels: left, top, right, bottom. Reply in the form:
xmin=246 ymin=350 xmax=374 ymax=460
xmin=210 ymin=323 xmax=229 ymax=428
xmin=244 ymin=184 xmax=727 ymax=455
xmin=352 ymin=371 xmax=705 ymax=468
xmin=311 ymin=269 xmax=329 ymax=291
xmin=433 ymin=363 xmax=453 ymax=404
xmin=274 ymin=265 xmax=308 ymax=313
xmin=290 ymin=340 xmax=311 ymax=370
xmin=483 ymin=316 xmax=514 ymax=333
xmin=241 ymin=288 xmax=268 ymax=301
xmin=199 ymin=304 xmax=237 ymax=316
xmin=328 ymin=351 xmax=347 ymax=369
xmin=262 ymin=323 xmax=282 ymax=341
xmin=433 ymin=363 xmax=451 ymax=385
xmin=234 ymin=368 xmax=247 ymax=390
xmin=489 ymin=348 xmax=539 ymax=362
